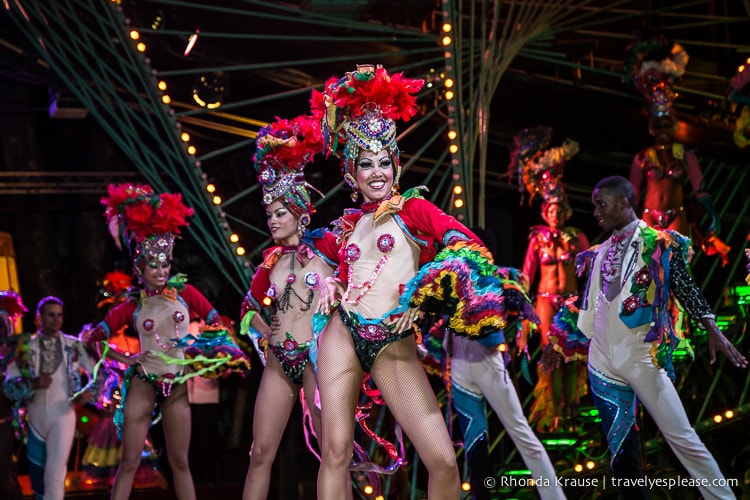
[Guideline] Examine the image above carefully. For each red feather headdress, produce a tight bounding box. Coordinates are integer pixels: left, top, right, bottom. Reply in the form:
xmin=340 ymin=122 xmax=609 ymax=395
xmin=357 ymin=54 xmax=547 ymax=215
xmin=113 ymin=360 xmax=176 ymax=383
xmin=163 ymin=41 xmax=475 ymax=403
xmin=0 ymin=290 xmax=27 ymax=319
xmin=101 ymin=183 xmax=194 ymax=264
xmin=310 ymin=65 xmax=424 ymax=196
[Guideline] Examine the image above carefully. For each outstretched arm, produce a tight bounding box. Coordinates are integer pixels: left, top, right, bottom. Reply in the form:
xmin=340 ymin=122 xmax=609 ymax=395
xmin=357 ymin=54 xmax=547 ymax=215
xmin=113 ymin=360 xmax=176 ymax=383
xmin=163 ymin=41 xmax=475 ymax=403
xmin=629 ymin=151 xmax=645 ymax=208
xmin=670 ymin=253 xmax=746 ymax=368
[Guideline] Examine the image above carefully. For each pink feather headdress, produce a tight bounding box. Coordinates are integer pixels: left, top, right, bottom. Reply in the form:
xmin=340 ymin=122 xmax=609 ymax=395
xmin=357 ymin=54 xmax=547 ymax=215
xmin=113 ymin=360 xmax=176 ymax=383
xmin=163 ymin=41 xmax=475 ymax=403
xmin=254 ymin=115 xmax=324 ymax=218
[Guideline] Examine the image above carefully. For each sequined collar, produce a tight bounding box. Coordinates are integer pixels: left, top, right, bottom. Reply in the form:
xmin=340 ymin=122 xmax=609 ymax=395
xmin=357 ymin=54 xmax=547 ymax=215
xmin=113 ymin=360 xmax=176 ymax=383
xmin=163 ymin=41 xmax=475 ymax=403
xmin=611 ymin=219 xmax=639 ymax=243
xmin=143 ymin=288 xmax=163 ymax=297
xmin=361 ymin=196 xmax=392 ymax=214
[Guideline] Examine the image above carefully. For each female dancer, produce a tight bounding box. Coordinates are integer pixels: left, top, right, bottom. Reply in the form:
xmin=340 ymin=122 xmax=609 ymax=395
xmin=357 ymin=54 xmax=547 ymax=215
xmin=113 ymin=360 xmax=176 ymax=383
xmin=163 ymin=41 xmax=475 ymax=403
xmin=625 ymin=32 xmax=728 ymax=263
xmin=522 ymin=197 xmax=589 ymax=431
xmin=311 ymin=65 xmax=537 ymax=499
xmin=84 ymin=184 xmax=249 ymax=500
xmin=240 ymin=115 xmax=339 ymax=499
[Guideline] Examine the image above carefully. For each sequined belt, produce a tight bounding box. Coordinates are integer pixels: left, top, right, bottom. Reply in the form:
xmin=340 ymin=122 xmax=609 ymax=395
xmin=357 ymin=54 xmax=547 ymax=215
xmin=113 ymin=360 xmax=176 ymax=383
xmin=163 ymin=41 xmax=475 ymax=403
xmin=643 ymin=206 xmax=684 ymax=229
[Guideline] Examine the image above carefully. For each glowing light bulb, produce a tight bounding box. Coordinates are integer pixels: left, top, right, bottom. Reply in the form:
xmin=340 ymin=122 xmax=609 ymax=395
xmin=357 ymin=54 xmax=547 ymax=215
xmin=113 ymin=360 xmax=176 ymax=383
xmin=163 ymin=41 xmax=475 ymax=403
xmin=448 ymin=130 xmax=457 ymax=140
xmin=445 ymin=78 xmax=454 ymax=88
xmin=454 ymin=198 xmax=464 ymax=208
xmin=129 ymin=30 xmax=140 ymax=40
xmin=206 ymin=183 xmax=216 ymax=193
xmin=136 ymin=42 xmax=146 ymax=52
xmin=449 ymin=144 xmax=459 ymax=154
xmin=230 ymin=233 xmax=239 ymax=243
xmin=442 ymin=36 xmax=452 ymax=46
xmin=212 ymin=195 xmax=222 ymax=205
xmin=453 ymin=185 xmax=463 ymax=195
xmin=181 ymin=132 xmax=190 ymax=142
xmin=442 ymin=23 xmax=452 ymax=33
xmin=158 ymin=81 xmax=167 ymax=91
xmin=236 ymin=246 xmax=246 ymax=256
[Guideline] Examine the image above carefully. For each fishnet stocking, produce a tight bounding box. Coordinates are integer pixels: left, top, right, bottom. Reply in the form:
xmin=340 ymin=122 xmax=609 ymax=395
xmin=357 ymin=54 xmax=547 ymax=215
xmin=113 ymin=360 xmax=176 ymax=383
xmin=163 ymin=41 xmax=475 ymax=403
xmin=371 ymin=336 xmax=460 ymax=500
xmin=316 ymin=315 xmax=362 ymax=499
xmin=316 ymin=315 xmax=459 ymax=499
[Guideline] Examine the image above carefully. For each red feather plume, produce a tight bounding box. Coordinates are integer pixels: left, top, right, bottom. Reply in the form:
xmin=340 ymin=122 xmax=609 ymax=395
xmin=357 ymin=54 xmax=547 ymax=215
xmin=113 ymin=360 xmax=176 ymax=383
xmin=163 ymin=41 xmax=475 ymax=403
xmin=101 ymin=183 xmax=194 ymax=248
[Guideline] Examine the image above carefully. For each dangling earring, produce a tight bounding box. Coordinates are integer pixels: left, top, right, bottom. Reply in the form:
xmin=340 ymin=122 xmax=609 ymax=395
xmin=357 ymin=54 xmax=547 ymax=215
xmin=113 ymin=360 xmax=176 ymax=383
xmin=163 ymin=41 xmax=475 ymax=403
xmin=297 ymin=214 xmax=311 ymax=235
xmin=344 ymin=172 xmax=359 ymax=202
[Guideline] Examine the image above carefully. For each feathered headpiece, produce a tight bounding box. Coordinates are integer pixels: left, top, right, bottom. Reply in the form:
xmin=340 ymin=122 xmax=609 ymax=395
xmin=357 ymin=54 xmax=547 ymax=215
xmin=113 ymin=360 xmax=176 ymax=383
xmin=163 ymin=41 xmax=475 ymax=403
xmin=625 ymin=33 xmax=689 ymax=128
xmin=254 ymin=115 xmax=324 ymax=219
xmin=101 ymin=183 xmax=194 ymax=265
xmin=0 ymin=290 xmax=27 ymax=319
xmin=507 ymin=126 xmax=578 ymax=214
xmin=96 ymin=270 xmax=134 ymax=309
xmin=311 ymin=64 xmax=424 ymax=197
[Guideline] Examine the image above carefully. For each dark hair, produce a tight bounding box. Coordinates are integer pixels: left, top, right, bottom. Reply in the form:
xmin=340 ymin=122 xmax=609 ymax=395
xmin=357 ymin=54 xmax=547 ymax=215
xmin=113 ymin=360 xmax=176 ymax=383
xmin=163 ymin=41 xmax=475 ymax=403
xmin=36 ymin=296 xmax=64 ymax=316
xmin=594 ymin=175 xmax=635 ymax=208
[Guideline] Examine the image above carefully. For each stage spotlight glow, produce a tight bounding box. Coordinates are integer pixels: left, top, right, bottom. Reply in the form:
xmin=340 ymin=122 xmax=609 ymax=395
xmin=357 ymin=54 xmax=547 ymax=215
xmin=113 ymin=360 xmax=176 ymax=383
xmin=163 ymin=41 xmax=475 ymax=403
xmin=193 ymin=71 xmax=227 ymax=109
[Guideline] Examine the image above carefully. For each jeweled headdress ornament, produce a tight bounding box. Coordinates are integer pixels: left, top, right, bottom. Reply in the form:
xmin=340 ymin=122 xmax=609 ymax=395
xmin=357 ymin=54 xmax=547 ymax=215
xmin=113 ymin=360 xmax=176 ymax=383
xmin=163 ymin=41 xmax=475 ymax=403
xmin=101 ymin=183 xmax=194 ymax=267
xmin=625 ymin=33 xmax=689 ymax=129
xmin=507 ymin=125 xmax=578 ymax=214
xmin=311 ymin=64 xmax=423 ymax=198
xmin=254 ymin=115 xmax=324 ymax=222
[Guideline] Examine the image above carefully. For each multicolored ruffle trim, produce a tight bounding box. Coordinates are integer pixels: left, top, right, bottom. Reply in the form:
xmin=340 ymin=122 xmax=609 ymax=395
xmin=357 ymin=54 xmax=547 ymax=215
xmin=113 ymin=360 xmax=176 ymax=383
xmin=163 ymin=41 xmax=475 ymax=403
xmin=547 ymin=297 xmax=589 ymax=363
xmin=400 ymin=241 xmax=537 ymax=338
xmin=181 ymin=327 xmax=251 ymax=378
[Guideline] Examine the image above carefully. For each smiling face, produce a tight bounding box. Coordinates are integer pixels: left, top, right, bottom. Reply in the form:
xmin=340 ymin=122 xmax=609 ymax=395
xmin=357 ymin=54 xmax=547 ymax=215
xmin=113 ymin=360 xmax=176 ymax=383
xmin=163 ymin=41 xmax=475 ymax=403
xmin=141 ymin=259 xmax=171 ymax=291
xmin=356 ymin=150 xmax=395 ymax=203
xmin=592 ymin=187 xmax=634 ymax=232
xmin=266 ymin=199 xmax=299 ymax=246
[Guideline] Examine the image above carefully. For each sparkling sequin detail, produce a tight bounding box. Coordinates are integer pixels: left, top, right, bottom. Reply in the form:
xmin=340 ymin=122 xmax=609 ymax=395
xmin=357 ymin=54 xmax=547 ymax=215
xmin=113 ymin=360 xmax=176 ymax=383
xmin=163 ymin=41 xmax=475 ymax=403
xmin=344 ymin=243 xmax=361 ymax=263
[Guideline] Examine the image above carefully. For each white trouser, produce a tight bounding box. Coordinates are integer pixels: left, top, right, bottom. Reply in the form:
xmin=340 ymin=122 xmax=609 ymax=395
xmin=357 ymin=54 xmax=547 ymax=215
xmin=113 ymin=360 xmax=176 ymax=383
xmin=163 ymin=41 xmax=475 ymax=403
xmin=28 ymin=362 xmax=76 ymax=500
xmin=450 ymin=335 xmax=566 ymax=500
xmin=589 ymin=292 xmax=735 ymax=500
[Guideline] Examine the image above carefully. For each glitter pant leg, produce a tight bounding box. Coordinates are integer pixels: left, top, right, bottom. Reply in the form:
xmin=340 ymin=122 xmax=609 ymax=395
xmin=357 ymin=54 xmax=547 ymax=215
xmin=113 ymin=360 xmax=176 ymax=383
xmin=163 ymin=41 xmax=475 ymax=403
xmin=589 ymin=294 xmax=735 ymax=500
xmin=450 ymin=335 xmax=565 ymax=500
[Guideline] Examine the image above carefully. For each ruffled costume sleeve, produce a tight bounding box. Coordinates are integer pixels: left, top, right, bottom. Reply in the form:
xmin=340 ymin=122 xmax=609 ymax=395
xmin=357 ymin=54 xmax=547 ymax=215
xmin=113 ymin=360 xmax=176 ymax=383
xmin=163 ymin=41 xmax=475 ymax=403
xmin=85 ymin=300 xmax=137 ymax=344
xmin=239 ymin=246 xmax=278 ymax=342
xmin=397 ymin=198 xmax=538 ymax=342
xmin=180 ymin=284 xmax=220 ymax=326
xmin=2 ymin=333 xmax=34 ymax=402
